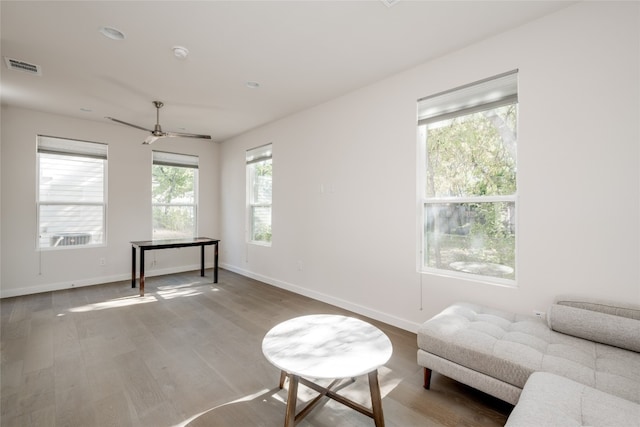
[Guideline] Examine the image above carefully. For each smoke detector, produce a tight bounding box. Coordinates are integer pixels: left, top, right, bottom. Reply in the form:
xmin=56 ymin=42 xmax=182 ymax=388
xmin=4 ymin=57 xmax=42 ymax=76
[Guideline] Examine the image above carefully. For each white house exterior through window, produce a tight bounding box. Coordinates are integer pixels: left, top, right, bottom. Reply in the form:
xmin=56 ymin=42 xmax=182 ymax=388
xmin=37 ymin=136 xmax=107 ymax=249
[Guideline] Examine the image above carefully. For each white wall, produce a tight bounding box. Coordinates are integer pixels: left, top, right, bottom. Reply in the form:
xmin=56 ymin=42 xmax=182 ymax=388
xmin=219 ymin=2 xmax=640 ymax=332
xmin=0 ymin=107 xmax=220 ymax=297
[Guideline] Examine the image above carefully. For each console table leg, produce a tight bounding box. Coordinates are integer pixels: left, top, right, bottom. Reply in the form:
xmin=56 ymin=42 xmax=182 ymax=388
xmin=214 ymin=241 xmax=219 ymax=283
xmin=139 ymin=249 xmax=145 ymax=297
xmin=368 ymin=369 xmax=385 ymax=427
xmin=200 ymin=245 xmax=205 ymax=276
xmin=131 ymin=246 xmax=136 ymax=288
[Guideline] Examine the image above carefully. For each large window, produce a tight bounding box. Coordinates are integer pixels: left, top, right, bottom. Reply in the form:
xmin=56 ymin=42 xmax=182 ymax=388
xmin=152 ymin=151 xmax=198 ymax=239
xmin=246 ymin=144 xmax=272 ymax=245
xmin=37 ymin=136 xmax=107 ymax=249
xmin=418 ymin=70 xmax=518 ymax=284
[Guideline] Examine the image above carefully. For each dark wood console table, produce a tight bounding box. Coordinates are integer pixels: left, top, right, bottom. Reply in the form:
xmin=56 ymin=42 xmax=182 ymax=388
xmin=131 ymin=237 xmax=220 ymax=296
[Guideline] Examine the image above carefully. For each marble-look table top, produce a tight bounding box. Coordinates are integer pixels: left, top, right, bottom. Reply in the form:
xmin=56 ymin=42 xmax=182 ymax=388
xmin=262 ymin=314 xmax=393 ymax=379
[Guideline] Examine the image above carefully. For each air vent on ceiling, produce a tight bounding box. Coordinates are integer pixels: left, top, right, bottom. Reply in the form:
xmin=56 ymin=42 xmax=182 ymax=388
xmin=4 ymin=57 xmax=42 ymax=76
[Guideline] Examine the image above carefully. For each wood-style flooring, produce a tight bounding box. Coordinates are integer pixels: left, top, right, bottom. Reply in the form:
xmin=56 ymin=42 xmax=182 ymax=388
xmin=1 ymin=269 xmax=512 ymax=426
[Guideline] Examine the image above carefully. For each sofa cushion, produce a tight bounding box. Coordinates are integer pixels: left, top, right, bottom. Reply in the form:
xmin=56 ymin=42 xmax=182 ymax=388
xmin=505 ymin=372 xmax=640 ymax=427
xmin=417 ymin=302 xmax=640 ymax=403
xmin=555 ymin=295 xmax=640 ymax=320
xmin=547 ymin=303 xmax=640 ymax=352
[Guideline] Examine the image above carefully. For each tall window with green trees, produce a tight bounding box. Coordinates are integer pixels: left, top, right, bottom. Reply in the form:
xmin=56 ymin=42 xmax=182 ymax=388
xmin=152 ymin=151 xmax=198 ymax=239
xmin=418 ymin=71 xmax=518 ymax=284
xmin=246 ymin=144 xmax=272 ymax=244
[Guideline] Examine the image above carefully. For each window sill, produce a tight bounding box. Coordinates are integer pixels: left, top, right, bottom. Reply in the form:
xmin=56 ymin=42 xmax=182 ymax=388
xmin=420 ymin=267 xmax=516 ymax=288
xmin=248 ymin=241 xmax=272 ymax=247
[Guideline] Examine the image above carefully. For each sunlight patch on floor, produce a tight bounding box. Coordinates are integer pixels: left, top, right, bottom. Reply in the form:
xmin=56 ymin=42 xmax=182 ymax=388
xmin=173 ymin=388 xmax=271 ymax=427
xmin=156 ymin=287 xmax=203 ymax=299
xmin=177 ymin=367 xmax=405 ymax=426
xmin=68 ymin=294 xmax=157 ymax=312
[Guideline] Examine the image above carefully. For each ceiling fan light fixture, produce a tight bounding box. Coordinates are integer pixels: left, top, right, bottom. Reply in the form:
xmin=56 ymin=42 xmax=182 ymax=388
xmin=99 ymin=26 xmax=125 ymax=40
xmin=173 ymin=46 xmax=189 ymax=59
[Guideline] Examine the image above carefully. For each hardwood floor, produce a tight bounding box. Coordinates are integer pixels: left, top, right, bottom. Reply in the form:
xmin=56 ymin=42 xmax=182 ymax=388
xmin=1 ymin=269 xmax=512 ymax=426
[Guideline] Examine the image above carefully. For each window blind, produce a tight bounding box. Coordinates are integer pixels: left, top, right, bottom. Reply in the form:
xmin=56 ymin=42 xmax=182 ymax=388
xmin=246 ymin=143 xmax=272 ymax=165
xmin=418 ymin=69 xmax=518 ymax=126
xmin=152 ymin=151 xmax=199 ymax=168
xmin=38 ymin=135 xmax=107 ymax=159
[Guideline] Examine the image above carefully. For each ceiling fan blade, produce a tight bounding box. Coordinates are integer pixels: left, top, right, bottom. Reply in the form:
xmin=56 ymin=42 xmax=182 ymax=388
xmin=164 ymin=131 xmax=212 ymax=140
xmin=143 ymin=135 xmax=160 ymax=145
xmin=105 ymin=117 xmax=153 ymax=133
xmin=109 ymin=102 xmax=212 ymax=145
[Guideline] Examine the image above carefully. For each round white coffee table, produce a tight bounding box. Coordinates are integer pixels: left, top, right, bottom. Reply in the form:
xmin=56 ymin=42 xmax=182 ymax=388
xmin=262 ymin=314 xmax=393 ymax=427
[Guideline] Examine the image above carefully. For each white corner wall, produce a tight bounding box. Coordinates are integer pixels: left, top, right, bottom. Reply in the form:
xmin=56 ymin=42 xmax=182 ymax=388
xmin=219 ymin=2 xmax=640 ymax=332
xmin=0 ymin=107 xmax=220 ymax=297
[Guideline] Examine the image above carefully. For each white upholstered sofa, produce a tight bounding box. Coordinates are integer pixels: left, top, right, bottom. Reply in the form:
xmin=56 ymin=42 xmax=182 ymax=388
xmin=417 ymin=295 xmax=640 ymax=425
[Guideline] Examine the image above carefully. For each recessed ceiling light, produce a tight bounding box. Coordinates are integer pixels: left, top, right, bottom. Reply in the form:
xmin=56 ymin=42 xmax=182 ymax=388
xmin=246 ymin=81 xmax=260 ymax=89
xmin=173 ymin=46 xmax=189 ymax=59
xmin=99 ymin=26 xmax=125 ymax=40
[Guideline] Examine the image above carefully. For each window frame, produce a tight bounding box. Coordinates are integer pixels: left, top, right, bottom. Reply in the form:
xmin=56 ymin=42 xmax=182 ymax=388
xmin=417 ymin=71 xmax=518 ymax=286
xmin=246 ymin=143 xmax=273 ymax=246
xmin=151 ymin=151 xmax=199 ymax=240
xmin=36 ymin=135 xmax=108 ymax=250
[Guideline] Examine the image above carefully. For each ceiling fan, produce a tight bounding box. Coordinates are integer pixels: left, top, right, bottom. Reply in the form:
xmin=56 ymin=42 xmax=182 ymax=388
xmin=106 ymin=101 xmax=212 ymax=144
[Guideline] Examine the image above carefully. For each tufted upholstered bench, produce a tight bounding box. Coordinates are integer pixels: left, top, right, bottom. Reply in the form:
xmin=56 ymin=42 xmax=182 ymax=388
xmin=505 ymin=372 xmax=640 ymax=426
xmin=417 ymin=297 xmax=640 ymax=405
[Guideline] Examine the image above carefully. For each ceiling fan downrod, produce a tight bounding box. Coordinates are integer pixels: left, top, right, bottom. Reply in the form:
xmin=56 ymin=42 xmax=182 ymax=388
xmin=153 ymin=101 xmax=164 ymax=135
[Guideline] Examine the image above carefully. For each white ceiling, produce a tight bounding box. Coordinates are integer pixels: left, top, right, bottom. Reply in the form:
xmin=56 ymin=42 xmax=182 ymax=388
xmin=1 ymin=1 xmax=574 ymax=142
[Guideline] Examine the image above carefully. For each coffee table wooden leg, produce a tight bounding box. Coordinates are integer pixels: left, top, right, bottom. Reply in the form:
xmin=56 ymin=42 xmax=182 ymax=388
xmin=279 ymin=370 xmax=287 ymax=389
xmin=284 ymin=374 xmax=299 ymax=427
xmin=368 ymin=369 xmax=385 ymax=427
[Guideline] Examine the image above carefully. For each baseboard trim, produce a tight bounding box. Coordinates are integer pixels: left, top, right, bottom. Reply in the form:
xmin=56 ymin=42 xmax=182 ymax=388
xmin=220 ymin=262 xmax=421 ymax=333
xmin=0 ymin=263 xmax=213 ymax=298
xmin=2 ymin=263 xmax=422 ymax=333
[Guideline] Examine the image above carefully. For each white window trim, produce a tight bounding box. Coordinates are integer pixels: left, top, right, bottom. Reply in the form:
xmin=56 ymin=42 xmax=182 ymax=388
xmin=152 ymin=151 xmax=199 ymax=239
xmin=417 ymin=71 xmax=518 ymax=286
xmin=36 ymin=135 xmax=108 ymax=250
xmin=246 ymin=143 xmax=273 ymax=246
